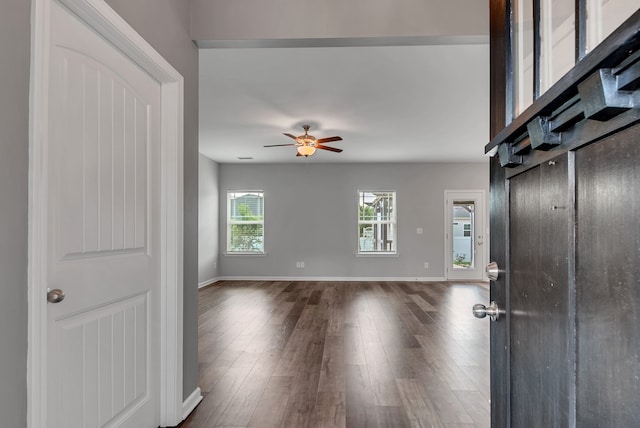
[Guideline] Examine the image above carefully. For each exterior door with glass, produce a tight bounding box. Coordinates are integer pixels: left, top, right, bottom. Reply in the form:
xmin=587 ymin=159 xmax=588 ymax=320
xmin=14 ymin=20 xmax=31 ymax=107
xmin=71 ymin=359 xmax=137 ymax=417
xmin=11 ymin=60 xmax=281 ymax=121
xmin=445 ymin=190 xmax=486 ymax=281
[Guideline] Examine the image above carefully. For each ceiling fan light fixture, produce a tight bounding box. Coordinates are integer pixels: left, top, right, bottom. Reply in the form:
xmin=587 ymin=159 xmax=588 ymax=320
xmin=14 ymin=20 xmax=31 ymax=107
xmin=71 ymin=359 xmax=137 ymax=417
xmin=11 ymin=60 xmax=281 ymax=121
xmin=264 ymin=125 xmax=343 ymax=156
xmin=297 ymin=145 xmax=316 ymax=157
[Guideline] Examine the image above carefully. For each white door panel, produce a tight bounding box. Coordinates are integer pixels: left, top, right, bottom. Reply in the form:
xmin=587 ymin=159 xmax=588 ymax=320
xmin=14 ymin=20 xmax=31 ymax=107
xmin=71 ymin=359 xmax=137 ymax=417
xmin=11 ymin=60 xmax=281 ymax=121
xmin=46 ymin=2 xmax=160 ymax=427
xmin=54 ymin=293 xmax=148 ymax=427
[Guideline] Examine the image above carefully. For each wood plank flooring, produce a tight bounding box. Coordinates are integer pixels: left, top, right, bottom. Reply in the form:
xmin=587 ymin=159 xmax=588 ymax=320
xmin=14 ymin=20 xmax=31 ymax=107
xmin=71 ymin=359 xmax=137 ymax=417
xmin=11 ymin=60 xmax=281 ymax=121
xmin=180 ymin=281 xmax=490 ymax=428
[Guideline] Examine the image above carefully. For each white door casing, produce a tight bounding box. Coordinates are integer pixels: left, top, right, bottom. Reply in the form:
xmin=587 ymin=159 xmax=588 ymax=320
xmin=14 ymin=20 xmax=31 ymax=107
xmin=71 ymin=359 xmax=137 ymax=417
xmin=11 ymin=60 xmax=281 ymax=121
xmin=29 ymin=0 xmax=187 ymax=426
xmin=444 ymin=190 xmax=487 ymax=281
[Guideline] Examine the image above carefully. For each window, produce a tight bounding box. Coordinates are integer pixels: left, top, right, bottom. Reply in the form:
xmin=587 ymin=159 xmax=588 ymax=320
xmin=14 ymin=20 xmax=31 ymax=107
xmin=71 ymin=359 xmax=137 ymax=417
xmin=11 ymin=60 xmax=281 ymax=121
xmin=227 ymin=191 xmax=264 ymax=253
xmin=358 ymin=191 xmax=396 ymax=254
xmin=509 ymin=0 xmax=637 ymax=121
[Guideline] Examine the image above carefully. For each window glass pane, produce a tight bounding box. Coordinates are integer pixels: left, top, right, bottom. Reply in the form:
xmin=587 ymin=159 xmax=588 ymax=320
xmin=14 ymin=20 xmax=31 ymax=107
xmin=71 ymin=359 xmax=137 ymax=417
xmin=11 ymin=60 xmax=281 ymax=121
xmin=229 ymin=192 xmax=264 ymax=221
xmin=229 ymin=224 xmax=264 ymax=253
xmin=359 ymin=192 xmax=394 ymax=221
xmin=540 ymin=0 xmax=575 ymax=93
xmin=513 ymin=0 xmax=535 ymax=117
xmin=359 ymin=223 xmax=396 ymax=253
xmin=587 ymin=0 xmax=639 ymax=52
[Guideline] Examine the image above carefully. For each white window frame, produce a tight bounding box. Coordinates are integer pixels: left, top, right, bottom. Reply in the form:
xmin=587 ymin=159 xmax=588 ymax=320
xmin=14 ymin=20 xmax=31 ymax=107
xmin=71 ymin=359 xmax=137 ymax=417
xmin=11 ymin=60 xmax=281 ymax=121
xmin=226 ymin=191 xmax=265 ymax=254
xmin=357 ymin=190 xmax=397 ymax=255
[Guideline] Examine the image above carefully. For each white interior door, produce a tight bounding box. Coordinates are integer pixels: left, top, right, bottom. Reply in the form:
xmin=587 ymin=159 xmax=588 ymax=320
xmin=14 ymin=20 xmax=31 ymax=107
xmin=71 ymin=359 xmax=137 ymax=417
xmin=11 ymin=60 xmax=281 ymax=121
xmin=444 ymin=190 xmax=487 ymax=281
xmin=46 ymin=2 xmax=161 ymax=426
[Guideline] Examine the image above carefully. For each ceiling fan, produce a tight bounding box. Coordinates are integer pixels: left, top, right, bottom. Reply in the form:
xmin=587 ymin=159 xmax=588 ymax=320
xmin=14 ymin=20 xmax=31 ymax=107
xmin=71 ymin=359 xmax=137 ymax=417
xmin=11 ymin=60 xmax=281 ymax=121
xmin=264 ymin=125 xmax=343 ymax=157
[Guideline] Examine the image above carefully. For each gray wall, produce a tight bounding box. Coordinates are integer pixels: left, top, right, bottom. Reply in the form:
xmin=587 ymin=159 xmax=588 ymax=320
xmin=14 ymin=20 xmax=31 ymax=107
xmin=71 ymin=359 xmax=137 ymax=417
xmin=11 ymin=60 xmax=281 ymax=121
xmin=219 ymin=162 xmax=489 ymax=279
xmin=0 ymin=1 xmax=30 ymax=426
xmin=104 ymin=0 xmax=200 ymax=401
xmin=191 ymin=0 xmax=489 ymax=42
xmin=199 ymin=155 xmax=219 ymax=285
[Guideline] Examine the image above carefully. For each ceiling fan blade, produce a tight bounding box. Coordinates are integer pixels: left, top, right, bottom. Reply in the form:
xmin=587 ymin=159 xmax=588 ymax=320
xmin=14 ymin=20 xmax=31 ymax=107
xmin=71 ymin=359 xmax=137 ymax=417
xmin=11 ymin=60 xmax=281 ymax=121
xmin=316 ymin=145 xmax=343 ymax=153
xmin=264 ymin=143 xmax=296 ymax=147
xmin=316 ymin=136 xmax=342 ymax=144
xmin=283 ymin=133 xmax=298 ymax=140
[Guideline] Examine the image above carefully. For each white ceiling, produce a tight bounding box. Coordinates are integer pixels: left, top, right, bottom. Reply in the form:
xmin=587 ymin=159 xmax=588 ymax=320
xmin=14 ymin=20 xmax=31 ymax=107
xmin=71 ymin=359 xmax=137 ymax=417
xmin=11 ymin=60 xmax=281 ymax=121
xmin=199 ymin=43 xmax=490 ymax=164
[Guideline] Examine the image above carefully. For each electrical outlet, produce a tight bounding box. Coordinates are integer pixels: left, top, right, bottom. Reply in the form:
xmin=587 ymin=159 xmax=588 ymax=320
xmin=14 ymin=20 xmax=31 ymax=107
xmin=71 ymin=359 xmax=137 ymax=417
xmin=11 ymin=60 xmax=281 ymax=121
xmin=296 ymin=261 xmax=305 ymax=268
xmin=424 ymin=262 xmax=429 ymax=269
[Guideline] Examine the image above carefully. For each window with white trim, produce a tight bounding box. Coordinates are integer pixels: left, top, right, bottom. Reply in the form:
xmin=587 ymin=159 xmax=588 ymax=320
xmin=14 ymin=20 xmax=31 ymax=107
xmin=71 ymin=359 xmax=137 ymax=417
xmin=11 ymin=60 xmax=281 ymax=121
xmin=358 ymin=191 xmax=396 ymax=254
xmin=227 ymin=191 xmax=264 ymax=253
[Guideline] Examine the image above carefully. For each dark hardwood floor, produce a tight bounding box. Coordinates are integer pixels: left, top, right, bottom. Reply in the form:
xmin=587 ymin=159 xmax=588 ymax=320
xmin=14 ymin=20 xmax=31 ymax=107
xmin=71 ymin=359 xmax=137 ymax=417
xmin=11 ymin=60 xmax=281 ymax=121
xmin=180 ymin=281 xmax=490 ymax=428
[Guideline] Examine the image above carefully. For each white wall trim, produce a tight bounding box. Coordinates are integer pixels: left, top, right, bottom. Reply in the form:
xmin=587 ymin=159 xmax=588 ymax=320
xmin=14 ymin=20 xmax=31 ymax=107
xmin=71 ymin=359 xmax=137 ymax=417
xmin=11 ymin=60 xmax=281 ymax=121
xmin=199 ymin=278 xmax=219 ymax=288
xmin=215 ymin=276 xmax=448 ymax=282
xmin=182 ymin=387 xmax=203 ymax=420
xmin=28 ymin=0 xmax=184 ymax=426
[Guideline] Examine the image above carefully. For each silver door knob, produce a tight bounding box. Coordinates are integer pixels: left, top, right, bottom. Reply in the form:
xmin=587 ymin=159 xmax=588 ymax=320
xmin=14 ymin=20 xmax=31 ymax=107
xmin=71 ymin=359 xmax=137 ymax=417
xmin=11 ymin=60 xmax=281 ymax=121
xmin=472 ymin=301 xmax=503 ymax=321
xmin=47 ymin=288 xmax=65 ymax=303
xmin=486 ymin=261 xmax=499 ymax=281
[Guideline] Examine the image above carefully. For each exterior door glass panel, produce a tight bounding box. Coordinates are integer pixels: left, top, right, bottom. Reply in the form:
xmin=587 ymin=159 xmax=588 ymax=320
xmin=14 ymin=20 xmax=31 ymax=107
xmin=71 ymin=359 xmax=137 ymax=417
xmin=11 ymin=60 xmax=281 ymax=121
xmin=452 ymin=201 xmax=476 ymax=270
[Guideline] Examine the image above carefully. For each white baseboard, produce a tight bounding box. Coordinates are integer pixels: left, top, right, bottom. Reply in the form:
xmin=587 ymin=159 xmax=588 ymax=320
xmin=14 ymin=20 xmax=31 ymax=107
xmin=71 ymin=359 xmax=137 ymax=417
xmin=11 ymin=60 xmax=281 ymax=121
xmin=214 ymin=276 xmax=447 ymax=282
xmin=198 ymin=278 xmax=218 ymax=288
xmin=182 ymin=387 xmax=203 ymax=420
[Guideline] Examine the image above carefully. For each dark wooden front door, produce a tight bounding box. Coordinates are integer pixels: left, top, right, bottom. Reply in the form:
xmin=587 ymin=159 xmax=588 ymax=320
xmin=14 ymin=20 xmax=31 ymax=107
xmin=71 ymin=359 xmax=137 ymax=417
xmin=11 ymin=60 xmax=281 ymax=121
xmin=485 ymin=10 xmax=640 ymax=427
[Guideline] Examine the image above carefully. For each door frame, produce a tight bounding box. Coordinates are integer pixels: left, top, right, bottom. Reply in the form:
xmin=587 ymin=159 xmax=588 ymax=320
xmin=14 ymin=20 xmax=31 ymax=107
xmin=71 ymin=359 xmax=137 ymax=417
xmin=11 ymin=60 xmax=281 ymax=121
xmin=443 ymin=190 xmax=488 ymax=281
xmin=28 ymin=0 xmax=186 ymax=426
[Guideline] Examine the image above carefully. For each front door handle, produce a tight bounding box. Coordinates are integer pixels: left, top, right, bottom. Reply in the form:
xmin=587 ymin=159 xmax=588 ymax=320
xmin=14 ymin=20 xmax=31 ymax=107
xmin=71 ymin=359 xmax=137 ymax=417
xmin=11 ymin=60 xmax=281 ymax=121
xmin=47 ymin=288 xmax=65 ymax=304
xmin=472 ymin=301 xmax=503 ymax=321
